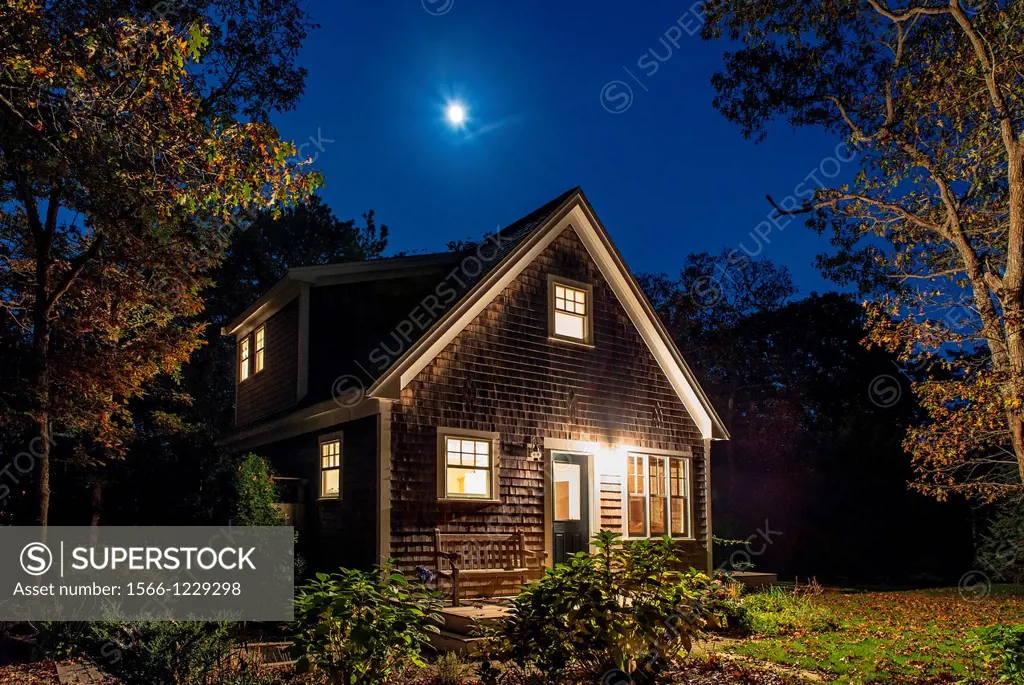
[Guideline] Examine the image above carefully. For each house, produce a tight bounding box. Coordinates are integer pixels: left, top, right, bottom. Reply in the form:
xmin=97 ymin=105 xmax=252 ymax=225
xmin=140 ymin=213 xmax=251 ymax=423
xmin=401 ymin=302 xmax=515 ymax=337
xmin=218 ymin=188 xmax=729 ymax=594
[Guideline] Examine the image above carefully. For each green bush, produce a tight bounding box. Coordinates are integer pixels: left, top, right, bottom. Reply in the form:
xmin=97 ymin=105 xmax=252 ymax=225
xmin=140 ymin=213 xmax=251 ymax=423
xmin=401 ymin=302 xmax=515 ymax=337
xmin=976 ymin=623 xmax=1024 ymax=683
xmin=32 ymin=621 xmax=94 ymax=658
xmin=90 ymin=621 xmax=234 ymax=685
xmin=233 ymin=453 xmax=285 ymax=526
xmin=292 ymin=562 xmax=442 ymax=684
xmin=484 ymin=531 xmax=707 ymax=684
xmin=739 ymin=586 xmax=839 ymax=636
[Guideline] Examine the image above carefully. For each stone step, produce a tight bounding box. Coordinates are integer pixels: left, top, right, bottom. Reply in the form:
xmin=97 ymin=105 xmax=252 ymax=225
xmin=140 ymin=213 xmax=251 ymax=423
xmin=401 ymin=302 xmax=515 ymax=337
xmin=427 ymin=628 xmax=489 ymax=656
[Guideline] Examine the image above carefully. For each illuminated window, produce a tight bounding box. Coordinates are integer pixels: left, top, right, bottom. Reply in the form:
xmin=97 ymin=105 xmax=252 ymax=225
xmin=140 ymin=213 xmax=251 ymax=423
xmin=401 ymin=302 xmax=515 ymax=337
xmin=554 ymin=462 xmax=582 ymax=521
xmin=254 ymin=326 xmax=266 ymax=373
xmin=445 ymin=437 xmax=492 ymax=499
xmin=320 ymin=438 xmax=341 ymax=499
xmin=549 ymin=277 xmax=593 ymax=343
xmin=437 ymin=429 xmax=499 ymax=501
xmin=627 ymin=454 xmax=692 ymax=539
xmin=627 ymin=454 xmax=646 ymax=537
xmin=239 ymin=337 xmax=251 ymax=382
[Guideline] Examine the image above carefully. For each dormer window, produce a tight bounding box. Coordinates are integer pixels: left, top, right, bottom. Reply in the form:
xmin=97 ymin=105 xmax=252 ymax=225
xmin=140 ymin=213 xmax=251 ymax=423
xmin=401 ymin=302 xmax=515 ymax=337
xmin=548 ymin=275 xmax=593 ymax=344
xmin=239 ymin=337 xmax=251 ymax=382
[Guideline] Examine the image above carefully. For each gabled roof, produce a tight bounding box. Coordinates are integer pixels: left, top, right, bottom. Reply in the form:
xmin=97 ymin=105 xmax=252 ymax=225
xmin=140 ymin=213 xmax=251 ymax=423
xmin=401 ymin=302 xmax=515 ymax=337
xmin=223 ymin=188 xmax=730 ymax=441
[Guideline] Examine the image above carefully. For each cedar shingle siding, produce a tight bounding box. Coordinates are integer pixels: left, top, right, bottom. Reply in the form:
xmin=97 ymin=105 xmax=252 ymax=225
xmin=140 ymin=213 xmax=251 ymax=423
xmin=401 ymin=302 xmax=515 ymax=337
xmin=390 ymin=225 xmax=709 ymax=582
xmin=235 ymin=299 xmax=299 ymax=426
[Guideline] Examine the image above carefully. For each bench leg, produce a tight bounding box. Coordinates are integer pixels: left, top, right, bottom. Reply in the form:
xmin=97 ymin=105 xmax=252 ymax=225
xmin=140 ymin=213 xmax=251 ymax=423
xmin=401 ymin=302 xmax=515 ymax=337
xmin=451 ymin=570 xmax=460 ymax=607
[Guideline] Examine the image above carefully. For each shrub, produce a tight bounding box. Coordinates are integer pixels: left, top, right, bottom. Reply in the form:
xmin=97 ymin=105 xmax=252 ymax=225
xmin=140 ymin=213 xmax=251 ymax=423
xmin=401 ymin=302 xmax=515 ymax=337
xmin=484 ymin=531 xmax=706 ymax=684
xmin=90 ymin=621 xmax=234 ymax=685
xmin=975 ymin=623 xmax=1024 ymax=683
xmin=739 ymin=586 xmax=839 ymax=637
xmin=292 ymin=562 xmax=442 ymax=684
xmin=233 ymin=453 xmax=285 ymax=526
xmin=431 ymin=651 xmax=469 ymax=685
xmin=32 ymin=621 xmax=94 ymax=658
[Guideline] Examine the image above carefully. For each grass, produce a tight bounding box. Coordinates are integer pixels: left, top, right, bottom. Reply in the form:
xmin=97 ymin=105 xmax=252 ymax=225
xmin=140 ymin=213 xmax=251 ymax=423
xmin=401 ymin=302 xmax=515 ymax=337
xmin=739 ymin=586 xmax=841 ymax=637
xmin=721 ymin=584 xmax=1024 ymax=684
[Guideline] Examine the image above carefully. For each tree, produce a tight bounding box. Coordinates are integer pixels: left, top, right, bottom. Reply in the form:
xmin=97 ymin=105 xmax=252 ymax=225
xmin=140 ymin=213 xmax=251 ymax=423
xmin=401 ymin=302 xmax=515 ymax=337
xmin=0 ymin=2 xmax=321 ymax=525
xmin=702 ymin=0 xmax=1024 ymax=502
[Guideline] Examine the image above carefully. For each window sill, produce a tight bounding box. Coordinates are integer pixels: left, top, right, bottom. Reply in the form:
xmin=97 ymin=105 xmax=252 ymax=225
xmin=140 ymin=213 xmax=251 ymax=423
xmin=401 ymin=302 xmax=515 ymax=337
xmin=438 ymin=497 xmax=501 ymax=505
xmin=317 ymin=496 xmax=342 ymax=502
xmin=547 ymin=336 xmax=595 ymax=349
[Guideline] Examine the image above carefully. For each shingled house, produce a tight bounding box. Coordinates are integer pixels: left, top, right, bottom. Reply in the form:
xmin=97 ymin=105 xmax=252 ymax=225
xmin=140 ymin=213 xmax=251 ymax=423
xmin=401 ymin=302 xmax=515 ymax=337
xmin=219 ymin=188 xmax=729 ymax=597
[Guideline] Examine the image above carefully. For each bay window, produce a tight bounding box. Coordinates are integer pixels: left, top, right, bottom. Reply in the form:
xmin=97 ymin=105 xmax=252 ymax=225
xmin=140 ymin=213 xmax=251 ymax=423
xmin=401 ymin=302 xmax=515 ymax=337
xmin=626 ymin=453 xmax=692 ymax=539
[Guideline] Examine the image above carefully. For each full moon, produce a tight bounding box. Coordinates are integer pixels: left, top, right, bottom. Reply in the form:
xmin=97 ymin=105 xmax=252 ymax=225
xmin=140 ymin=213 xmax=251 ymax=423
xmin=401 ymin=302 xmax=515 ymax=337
xmin=445 ymin=101 xmax=467 ymax=127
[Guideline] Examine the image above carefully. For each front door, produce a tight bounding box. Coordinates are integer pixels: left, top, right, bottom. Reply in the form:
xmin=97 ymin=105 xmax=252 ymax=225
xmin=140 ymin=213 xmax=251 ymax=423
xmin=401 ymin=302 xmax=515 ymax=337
xmin=552 ymin=453 xmax=590 ymax=565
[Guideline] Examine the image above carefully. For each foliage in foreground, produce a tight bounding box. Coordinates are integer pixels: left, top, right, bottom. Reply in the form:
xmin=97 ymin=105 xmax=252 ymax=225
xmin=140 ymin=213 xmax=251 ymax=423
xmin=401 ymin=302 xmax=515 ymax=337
xmin=34 ymin=620 xmax=238 ymax=685
xmin=482 ymin=531 xmax=732 ymax=684
xmin=975 ymin=623 xmax=1024 ymax=684
xmin=292 ymin=562 xmax=442 ymax=685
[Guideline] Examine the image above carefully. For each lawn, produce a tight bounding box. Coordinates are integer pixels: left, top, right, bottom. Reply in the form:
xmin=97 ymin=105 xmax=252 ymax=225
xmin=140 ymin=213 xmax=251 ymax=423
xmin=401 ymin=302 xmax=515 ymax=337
xmin=721 ymin=584 xmax=1024 ymax=684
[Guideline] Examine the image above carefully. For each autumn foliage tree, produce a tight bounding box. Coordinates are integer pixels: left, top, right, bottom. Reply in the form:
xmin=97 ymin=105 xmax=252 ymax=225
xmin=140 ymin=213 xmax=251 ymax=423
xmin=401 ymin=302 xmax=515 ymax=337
xmin=0 ymin=1 xmax=320 ymax=524
xmin=703 ymin=0 xmax=1024 ymax=503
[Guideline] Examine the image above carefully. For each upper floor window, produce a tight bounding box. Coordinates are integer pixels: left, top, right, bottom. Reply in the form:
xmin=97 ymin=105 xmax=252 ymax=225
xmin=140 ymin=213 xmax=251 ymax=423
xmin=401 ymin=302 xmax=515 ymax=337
xmin=626 ymin=453 xmax=692 ymax=539
xmin=436 ymin=428 xmax=500 ymax=502
xmin=548 ymin=276 xmax=593 ymax=344
xmin=254 ymin=326 xmax=266 ymax=374
xmin=239 ymin=338 xmax=251 ymax=382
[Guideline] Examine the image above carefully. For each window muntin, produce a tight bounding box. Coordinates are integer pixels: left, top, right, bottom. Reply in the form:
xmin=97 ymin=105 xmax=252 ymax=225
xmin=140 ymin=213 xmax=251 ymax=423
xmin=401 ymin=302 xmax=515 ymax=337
xmin=551 ymin=280 xmax=591 ymax=342
xmin=239 ymin=338 xmax=251 ymax=382
xmin=320 ymin=439 xmax=341 ymax=498
xmin=254 ymin=326 xmax=266 ymax=374
xmin=627 ymin=454 xmax=692 ymax=539
xmin=445 ymin=437 xmax=492 ymax=499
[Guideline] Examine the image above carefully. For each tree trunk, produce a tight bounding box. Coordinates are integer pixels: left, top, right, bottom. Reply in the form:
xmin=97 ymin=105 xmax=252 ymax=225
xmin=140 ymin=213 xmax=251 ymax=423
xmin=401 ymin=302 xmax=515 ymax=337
xmin=90 ymin=481 xmax=102 ymax=527
xmin=32 ymin=220 xmax=52 ymax=528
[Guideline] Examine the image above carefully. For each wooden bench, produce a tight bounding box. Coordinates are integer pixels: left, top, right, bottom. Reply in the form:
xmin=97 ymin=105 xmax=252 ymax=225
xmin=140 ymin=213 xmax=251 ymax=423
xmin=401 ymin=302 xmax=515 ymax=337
xmin=433 ymin=529 xmax=546 ymax=606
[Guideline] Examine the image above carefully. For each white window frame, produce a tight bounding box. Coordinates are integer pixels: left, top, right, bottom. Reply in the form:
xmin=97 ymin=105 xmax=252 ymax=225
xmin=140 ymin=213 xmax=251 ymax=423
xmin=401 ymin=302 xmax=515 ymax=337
xmin=548 ymin=274 xmax=594 ymax=345
xmin=238 ymin=337 xmax=251 ymax=382
xmin=436 ymin=427 xmax=500 ymax=503
xmin=254 ymin=325 xmax=266 ymax=374
xmin=623 ymin=451 xmax=694 ymax=541
xmin=319 ymin=433 xmax=343 ymax=500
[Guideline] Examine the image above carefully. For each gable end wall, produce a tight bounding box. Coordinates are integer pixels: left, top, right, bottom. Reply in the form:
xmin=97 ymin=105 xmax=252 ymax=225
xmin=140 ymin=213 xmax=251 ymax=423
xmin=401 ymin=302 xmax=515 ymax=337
xmin=389 ymin=226 xmax=709 ymax=588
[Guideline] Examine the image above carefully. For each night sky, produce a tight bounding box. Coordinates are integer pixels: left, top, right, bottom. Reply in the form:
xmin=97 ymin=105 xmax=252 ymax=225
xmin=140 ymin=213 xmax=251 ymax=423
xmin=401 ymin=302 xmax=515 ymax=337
xmin=273 ymin=1 xmax=856 ymax=295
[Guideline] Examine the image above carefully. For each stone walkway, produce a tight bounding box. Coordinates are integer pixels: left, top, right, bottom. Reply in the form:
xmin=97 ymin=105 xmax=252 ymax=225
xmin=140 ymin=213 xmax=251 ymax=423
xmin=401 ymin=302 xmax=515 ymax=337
xmin=55 ymin=662 xmax=106 ymax=684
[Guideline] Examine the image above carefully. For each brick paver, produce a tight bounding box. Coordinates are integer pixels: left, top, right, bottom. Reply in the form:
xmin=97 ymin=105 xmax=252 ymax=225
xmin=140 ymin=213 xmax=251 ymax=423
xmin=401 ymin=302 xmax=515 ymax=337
xmin=55 ymin=662 xmax=106 ymax=684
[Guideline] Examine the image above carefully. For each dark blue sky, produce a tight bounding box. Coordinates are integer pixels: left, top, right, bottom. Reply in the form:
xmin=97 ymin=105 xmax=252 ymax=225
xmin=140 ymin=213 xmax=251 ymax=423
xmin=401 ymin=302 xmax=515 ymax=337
xmin=273 ymin=0 xmax=855 ymax=295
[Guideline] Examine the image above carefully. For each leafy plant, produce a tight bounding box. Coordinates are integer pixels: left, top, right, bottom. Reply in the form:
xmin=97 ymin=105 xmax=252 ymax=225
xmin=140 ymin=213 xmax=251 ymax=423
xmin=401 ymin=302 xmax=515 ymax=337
xmin=88 ymin=621 xmax=234 ymax=685
xmin=975 ymin=623 xmax=1024 ymax=683
xmin=292 ymin=562 xmax=442 ymax=684
xmin=739 ymin=586 xmax=839 ymax=637
xmin=430 ymin=651 xmax=469 ymax=685
xmin=483 ymin=531 xmax=705 ymax=684
xmin=232 ymin=453 xmax=285 ymax=526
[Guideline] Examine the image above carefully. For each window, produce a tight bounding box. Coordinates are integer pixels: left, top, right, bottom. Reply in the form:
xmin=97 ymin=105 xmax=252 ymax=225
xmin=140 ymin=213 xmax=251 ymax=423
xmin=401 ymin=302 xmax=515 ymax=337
xmin=626 ymin=453 xmax=692 ymax=539
xmin=320 ymin=438 xmax=341 ymax=499
xmin=554 ymin=462 xmax=582 ymax=521
xmin=627 ymin=454 xmax=646 ymax=537
xmin=239 ymin=337 xmax=251 ymax=382
xmin=548 ymin=276 xmax=593 ymax=344
xmin=254 ymin=326 xmax=266 ymax=374
xmin=436 ymin=429 xmax=499 ymax=501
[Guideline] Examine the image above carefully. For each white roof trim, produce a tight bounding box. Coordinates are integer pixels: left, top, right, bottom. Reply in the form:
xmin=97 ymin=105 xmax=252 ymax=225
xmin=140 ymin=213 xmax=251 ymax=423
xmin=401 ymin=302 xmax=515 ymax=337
xmin=368 ymin=194 xmax=729 ymax=440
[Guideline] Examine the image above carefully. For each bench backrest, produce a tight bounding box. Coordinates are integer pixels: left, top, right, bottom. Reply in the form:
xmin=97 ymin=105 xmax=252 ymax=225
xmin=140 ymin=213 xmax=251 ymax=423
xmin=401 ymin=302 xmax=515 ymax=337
xmin=434 ymin=530 xmax=527 ymax=571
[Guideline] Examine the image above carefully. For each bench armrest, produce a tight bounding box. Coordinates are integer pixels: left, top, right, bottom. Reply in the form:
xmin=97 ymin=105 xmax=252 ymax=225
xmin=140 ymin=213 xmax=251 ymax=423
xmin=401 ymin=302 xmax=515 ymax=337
xmin=522 ymin=549 xmax=547 ymax=560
